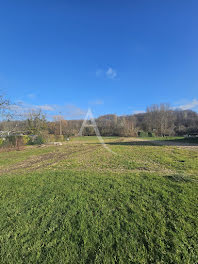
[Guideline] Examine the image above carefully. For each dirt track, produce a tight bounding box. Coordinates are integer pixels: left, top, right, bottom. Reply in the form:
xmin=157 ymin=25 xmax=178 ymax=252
xmin=0 ymin=137 xmax=197 ymax=176
xmin=0 ymin=144 xmax=101 ymax=175
xmin=0 ymin=138 xmax=126 ymax=175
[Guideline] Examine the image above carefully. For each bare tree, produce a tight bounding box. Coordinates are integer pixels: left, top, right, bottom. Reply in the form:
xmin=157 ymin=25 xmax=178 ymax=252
xmin=53 ymin=115 xmax=66 ymax=135
xmin=145 ymin=104 xmax=175 ymax=136
xmin=0 ymin=93 xmax=10 ymax=119
xmin=25 ymin=109 xmax=47 ymax=134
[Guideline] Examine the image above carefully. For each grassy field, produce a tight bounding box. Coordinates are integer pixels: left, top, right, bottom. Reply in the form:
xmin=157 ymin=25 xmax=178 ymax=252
xmin=0 ymin=136 xmax=198 ymax=263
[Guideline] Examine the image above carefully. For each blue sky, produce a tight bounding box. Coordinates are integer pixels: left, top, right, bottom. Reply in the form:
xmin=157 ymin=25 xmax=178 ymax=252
xmin=0 ymin=0 xmax=198 ymax=119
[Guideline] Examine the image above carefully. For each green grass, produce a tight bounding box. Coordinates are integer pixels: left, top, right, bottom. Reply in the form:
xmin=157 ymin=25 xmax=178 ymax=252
xmin=142 ymin=136 xmax=198 ymax=144
xmin=0 ymin=137 xmax=198 ymax=263
xmin=141 ymin=136 xmax=184 ymax=141
xmin=70 ymin=136 xmax=119 ymax=143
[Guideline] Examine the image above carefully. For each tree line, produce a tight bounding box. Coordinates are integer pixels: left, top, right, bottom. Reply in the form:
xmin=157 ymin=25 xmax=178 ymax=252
xmin=0 ymin=94 xmax=198 ymax=138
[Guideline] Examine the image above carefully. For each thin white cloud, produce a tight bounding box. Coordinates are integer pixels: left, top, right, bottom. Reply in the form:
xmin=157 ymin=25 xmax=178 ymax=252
xmin=90 ymin=99 xmax=104 ymax=105
xmin=133 ymin=110 xmax=145 ymax=114
xmin=27 ymin=93 xmax=36 ymax=99
xmin=37 ymin=105 xmax=54 ymax=111
xmin=9 ymin=102 xmax=86 ymax=120
xmin=96 ymin=67 xmax=117 ymax=79
xmin=8 ymin=105 xmax=21 ymax=111
xmin=174 ymin=99 xmax=198 ymax=110
xmin=47 ymin=104 xmax=86 ymax=119
xmin=62 ymin=104 xmax=86 ymax=118
xmin=9 ymin=103 xmax=54 ymax=118
xmin=106 ymin=67 xmax=117 ymax=79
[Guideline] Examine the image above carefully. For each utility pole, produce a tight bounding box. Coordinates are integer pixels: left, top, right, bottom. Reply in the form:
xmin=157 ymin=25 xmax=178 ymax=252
xmin=59 ymin=112 xmax=62 ymax=135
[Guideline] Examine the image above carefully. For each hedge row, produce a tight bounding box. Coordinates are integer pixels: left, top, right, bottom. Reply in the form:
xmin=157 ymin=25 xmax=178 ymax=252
xmin=138 ymin=131 xmax=155 ymax=137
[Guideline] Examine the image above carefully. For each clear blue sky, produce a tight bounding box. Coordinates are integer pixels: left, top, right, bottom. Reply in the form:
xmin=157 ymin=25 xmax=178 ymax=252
xmin=0 ymin=0 xmax=198 ymax=119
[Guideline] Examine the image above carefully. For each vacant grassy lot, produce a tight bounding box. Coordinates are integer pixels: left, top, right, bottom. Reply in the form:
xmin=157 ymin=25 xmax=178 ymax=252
xmin=0 ymin=137 xmax=198 ymax=263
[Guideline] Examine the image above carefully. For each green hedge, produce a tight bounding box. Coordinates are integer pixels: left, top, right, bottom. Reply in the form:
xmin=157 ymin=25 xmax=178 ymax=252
xmin=138 ymin=131 xmax=155 ymax=137
xmin=148 ymin=132 xmax=155 ymax=137
xmin=138 ymin=131 xmax=148 ymax=137
xmin=0 ymin=134 xmax=67 ymax=148
xmin=0 ymin=135 xmax=32 ymax=147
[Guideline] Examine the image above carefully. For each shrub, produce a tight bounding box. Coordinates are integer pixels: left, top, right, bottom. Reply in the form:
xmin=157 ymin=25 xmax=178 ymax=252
xmin=148 ymin=132 xmax=155 ymax=137
xmin=3 ymin=136 xmax=25 ymax=149
xmin=138 ymin=131 xmax=148 ymax=137
xmin=47 ymin=134 xmax=56 ymax=142
xmin=0 ymin=138 xmax=4 ymax=146
xmin=28 ymin=135 xmax=45 ymax=145
xmin=23 ymin=135 xmax=31 ymax=145
xmin=55 ymin=135 xmax=64 ymax=142
xmin=34 ymin=135 xmax=45 ymax=145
